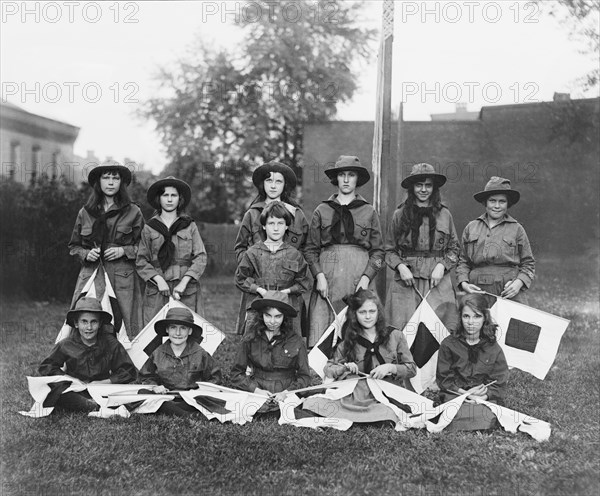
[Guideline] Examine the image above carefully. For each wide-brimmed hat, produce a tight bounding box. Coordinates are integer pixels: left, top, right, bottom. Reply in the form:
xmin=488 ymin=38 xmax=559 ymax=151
xmin=473 ymin=176 xmax=520 ymax=206
xmin=154 ymin=307 xmax=203 ymax=342
xmin=250 ymin=290 xmax=297 ymax=317
xmin=252 ymin=161 xmax=297 ymax=190
xmin=66 ymin=297 xmax=112 ymax=327
xmin=401 ymin=163 xmax=447 ymax=189
xmin=146 ymin=176 xmax=192 ymax=210
xmin=88 ymin=159 xmax=132 ymax=186
xmin=324 ymin=156 xmax=371 ymax=187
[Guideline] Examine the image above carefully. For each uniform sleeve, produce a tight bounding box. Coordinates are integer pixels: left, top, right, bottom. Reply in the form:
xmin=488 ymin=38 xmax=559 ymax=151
xmin=234 ymin=211 xmax=254 ymax=265
xmin=184 ymin=223 xmax=208 ymax=281
xmin=297 ymin=210 xmax=309 ymax=253
xmin=136 ymin=226 xmax=161 ymax=282
xmin=234 ymin=251 xmax=259 ymax=294
xmin=199 ymin=352 xmax=222 ymax=385
xmin=455 ymin=225 xmax=473 ymax=286
xmin=385 ymin=208 xmax=407 ymax=270
xmin=363 ymin=208 xmax=385 ymax=281
xmin=229 ymin=341 xmax=260 ymax=392
xmin=138 ymin=354 xmax=160 ymax=386
xmin=392 ymin=331 xmax=417 ymax=380
xmin=304 ymin=208 xmax=324 ymax=277
xmin=485 ymin=346 xmax=509 ymax=402
xmin=324 ymin=342 xmax=350 ymax=380
xmin=516 ymin=224 xmax=535 ymax=288
xmin=122 ymin=205 xmax=145 ymax=260
xmin=442 ymin=211 xmax=460 ymax=272
xmin=286 ymin=250 xmax=311 ymax=295
xmin=108 ymin=338 xmax=136 ymax=384
xmin=436 ymin=340 xmax=460 ymax=394
xmin=38 ymin=343 xmax=69 ymax=376
xmin=288 ymin=341 xmax=312 ymax=390
xmin=68 ymin=209 xmax=89 ymax=264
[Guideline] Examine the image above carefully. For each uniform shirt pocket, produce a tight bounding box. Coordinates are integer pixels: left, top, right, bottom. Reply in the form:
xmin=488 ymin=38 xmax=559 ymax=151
xmin=176 ymin=230 xmax=193 ymax=257
xmin=116 ymin=226 xmax=133 ymax=244
xmin=272 ymin=345 xmax=299 ymax=368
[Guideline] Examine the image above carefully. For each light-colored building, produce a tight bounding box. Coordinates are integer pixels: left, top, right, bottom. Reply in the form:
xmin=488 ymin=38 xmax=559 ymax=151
xmin=0 ymin=101 xmax=80 ymax=184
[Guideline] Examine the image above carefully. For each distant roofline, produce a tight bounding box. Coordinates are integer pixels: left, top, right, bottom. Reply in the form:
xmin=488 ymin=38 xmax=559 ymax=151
xmin=0 ymin=100 xmax=80 ymax=131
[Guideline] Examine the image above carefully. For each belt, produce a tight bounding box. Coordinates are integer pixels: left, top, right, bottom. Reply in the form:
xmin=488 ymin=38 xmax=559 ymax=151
xmin=253 ymin=369 xmax=295 ymax=381
xmin=151 ymin=259 xmax=192 ymax=268
xmin=402 ymin=250 xmax=444 ymax=258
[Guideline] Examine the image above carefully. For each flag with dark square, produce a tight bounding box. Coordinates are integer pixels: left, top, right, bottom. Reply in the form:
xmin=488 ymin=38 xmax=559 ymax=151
xmin=505 ymin=318 xmax=541 ymax=353
xmin=410 ymin=323 xmax=440 ymax=368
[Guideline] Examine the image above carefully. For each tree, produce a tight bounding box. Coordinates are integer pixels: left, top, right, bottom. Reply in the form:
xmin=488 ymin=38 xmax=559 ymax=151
xmin=535 ymin=0 xmax=600 ymax=92
xmin=141 ymin=0 xmax=375 ymax=222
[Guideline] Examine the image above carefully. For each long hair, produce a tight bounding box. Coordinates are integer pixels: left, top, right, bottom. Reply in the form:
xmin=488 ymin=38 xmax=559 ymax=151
xmin=339 ymin=289 xmax=392 ymax=363
xmin=251 ymin=171 xmax=299 ymax=207
xmin=455 ymin=294 xmax=498 ymax=343
xmin=151 ymin=185 xmax=187 ymax=216
xmin=396 ymin=185 xmax=442 ymax=249
xmin=85 ymin=170 xmax=131 ymax=211
xmin=243 ymin=308 xmax=294 ymax=342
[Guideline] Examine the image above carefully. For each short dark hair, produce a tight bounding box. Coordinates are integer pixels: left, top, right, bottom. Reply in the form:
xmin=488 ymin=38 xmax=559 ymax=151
xmin=259 ymin=201 xmax=293 ymax=226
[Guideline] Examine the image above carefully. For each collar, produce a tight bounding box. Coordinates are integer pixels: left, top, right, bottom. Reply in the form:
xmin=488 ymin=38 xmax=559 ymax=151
xmin=325 ymin=193 xmax=368 ymax=204
xmin=163 ymin=340 xmax=199 ymax=358
xmin=476 ymin=213 xmax=517 ymax=227
xmin=257 ymin=240 xmax=289 ymax=253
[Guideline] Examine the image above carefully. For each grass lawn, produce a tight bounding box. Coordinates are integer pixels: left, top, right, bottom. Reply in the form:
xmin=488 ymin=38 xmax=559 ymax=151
xmin=1 ymin=257 xmax=599 ymax=495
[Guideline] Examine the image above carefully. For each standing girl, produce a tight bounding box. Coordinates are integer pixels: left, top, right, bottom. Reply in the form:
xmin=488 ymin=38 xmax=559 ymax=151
xmin=385 ymin=163 xmax=460 ymax=331
xmin=305 ymin=156 xmax=385 ymax=347
xmin=68 ymin=160 xmax=144 ymax=337
xmin=234 ymin=161 xmax=308 ymax=334
xmin=136 ymin=176 xmax=207 ymax=325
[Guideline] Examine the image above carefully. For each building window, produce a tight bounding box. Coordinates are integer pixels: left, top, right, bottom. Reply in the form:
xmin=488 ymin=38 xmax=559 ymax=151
xmin=8 ymin=141 xmax=21 ymax=179
xmin=32 ymin=145 xmax=41 ymax=184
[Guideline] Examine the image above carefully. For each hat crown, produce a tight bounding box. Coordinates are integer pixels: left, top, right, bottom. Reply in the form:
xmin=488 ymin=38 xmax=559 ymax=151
xmin=334 ymin=155 xmax=362 ymax=169
xmin=72 ymin=296 xmax=104 ymax=313
xmin=163 ymin=307 xmax=195 ymax=324
xmin=261 ymin=290 xmax=292 ymax=307
xmin=485 ymin=176 xmax=512 ymax=191
xmin=408 ymin=162 xmax=436 ymax=176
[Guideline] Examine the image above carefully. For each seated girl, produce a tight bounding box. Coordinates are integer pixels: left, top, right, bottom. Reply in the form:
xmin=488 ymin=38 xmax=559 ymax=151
xmin=230 ymin=291 xmax=311 ymax=413
xmin=303 ymin=289 xmax=416 ymax=425
xmin=436 ymin=293 xmax=509 ymax=431
xmin=139 ymin=307 xmax=222 ymax=416
xmin=39 ymin=297 xmax=136 ymax=414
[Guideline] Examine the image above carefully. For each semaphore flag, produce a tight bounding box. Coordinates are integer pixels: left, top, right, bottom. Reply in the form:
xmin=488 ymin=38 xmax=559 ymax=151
xmin=56 ymin=264 xmax=131 ymax=349
xmin=308 ymin=307 xmax=347 ymax=379
xmin=127 ymin=298 xmax=225 ymax=370
xmin=403 ymin=280 xmax=458 ymax=393
xmin=489 ymin=295 xmax=569 ymax=380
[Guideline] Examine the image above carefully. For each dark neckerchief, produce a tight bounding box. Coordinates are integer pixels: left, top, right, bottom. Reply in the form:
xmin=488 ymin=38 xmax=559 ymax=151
xmin=147 ymin=216 xmax=193 ymax=271
xmin=83 ymin=204 xmax=128 ymax=257
xmin=324 ymin=198 xmax=367 ymax=244
xmin=355 ymin=334 xmax=386 ymax=373
xmin=411 ymin=205 xmax=436 ymax=251
xmin=460 ymin=338 xmax=485 ymax=364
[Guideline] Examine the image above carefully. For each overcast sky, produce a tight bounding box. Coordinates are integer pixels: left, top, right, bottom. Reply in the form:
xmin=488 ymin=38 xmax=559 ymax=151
xmin=1 ymin=1 xmax=598 ymax=173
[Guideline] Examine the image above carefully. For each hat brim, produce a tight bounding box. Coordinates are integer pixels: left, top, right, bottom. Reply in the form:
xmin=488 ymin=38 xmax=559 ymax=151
xmin=473 ymin=189 xmax=520 ymax=206
xmin=401 ymin=173 xmax=447 ymax=189
xmin=88 ymin=165 xmax=132 ymax=186
xmin=66 ymin=309 xmax=112 ymax=327
xmin=252 ymin=163 xmax=297 ymax=189
xmin=147 ymin=178 xmax=192 ymax=210
xmin=250 ymin=298 xmax=297 ymax=318
xmin=154 ymin=319 xmax=203 ymax=341
xmin=324 ymin=166 xmax=371 ymax=187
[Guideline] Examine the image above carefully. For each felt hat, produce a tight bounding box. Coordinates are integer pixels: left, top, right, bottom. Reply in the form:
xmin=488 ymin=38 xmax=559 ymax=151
xmin=252 ymin=161 xmax=297 ymax=190
xmin=473 ymin=176 xmax=520 ymax=206
xmin=154 ymin=307 xmax=203 ymax=342
xmin=66 ymin=297 xmax=112 ymax=327
xmin=400 ymin=163 xmax=447 ymax=189
xmin=88 ymin=159 xmax=132 ymax=186
xmin=324 ymin=155 xmax=371 ymax=187
xmin=250 ymin=290 xmax=297 ymax=317
xmin=146 ymin=176 xmax=192 ymax=210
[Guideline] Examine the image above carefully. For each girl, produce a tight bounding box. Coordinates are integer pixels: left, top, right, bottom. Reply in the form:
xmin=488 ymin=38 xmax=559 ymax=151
xmin=436 ymin=293 xmax=508 ymax=431
xmin=136 ymin=176 xmax=207 ymax=325
xmin=139 ymin=307 xmax=222 ymax=417
xmin=456 ymin=177 xmax=535 ymax=304
xmin=235 ymin=202 xmax=310 ymax=336
xmin=234 ymin=160 xmax=308 ymax=334
xmin=302 ymin=289 xmax=416 ymax=424
xmin=305 ymin=156 xmax=384 ymax=347
xmin=230 ymin=291 xmax=311 ymax=412
xmin=68 ymin=160 xmax=144 ymax=337
xmin=385 ymin=163 xmax=460 ymax=331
